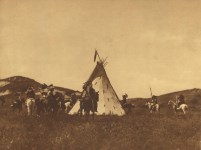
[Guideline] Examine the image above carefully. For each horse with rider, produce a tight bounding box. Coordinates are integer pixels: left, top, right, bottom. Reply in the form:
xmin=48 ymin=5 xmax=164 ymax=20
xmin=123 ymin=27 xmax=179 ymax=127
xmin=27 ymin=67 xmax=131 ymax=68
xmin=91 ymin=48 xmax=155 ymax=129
xmin=11 ymin=92 xmax=25 ymax=113
xmin=78 ymin=81 xmax=99 ymax=117
xmin=168 ymin=94 xmax=188 ymax=114
xmin=145 ymin=95 xmax=160 ymax=113
xmin=121 ymin=93 xmax=133 ymax=113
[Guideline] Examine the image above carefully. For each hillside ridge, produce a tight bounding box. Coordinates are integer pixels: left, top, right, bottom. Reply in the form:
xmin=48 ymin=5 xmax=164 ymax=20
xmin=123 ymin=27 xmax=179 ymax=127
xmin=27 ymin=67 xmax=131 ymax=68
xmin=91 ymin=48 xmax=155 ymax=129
xmin=0 ymin=76 xmax=76 ymax=96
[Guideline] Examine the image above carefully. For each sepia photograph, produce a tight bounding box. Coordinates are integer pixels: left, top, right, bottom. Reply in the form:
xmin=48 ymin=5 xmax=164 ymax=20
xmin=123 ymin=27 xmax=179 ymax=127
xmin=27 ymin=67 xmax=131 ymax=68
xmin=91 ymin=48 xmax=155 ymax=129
xmin=0 ymin=0 xmax=201 ymax=149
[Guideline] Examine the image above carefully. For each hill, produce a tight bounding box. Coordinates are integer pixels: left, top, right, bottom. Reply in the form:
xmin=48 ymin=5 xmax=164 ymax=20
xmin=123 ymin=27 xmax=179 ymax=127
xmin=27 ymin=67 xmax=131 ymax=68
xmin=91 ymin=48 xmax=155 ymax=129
xmin=0 ymin=76 xmax=41 ymax=95
xmin=0 ymin=76 xmax=76 ymax=101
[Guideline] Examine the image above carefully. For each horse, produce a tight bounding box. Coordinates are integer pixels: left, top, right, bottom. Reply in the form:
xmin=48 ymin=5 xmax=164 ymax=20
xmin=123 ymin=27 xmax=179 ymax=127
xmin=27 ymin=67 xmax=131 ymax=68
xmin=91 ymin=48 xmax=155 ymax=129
xmin=122 ymin=103 xmax=134 ymax=114
xmin=64 ymin=98 xmax=77 ymax=113
xmin=35 ymin=90 xmax=68 ymax=117
xmin=79 ymin=92 xmax=98 ymax=119
xmin=25 ymin=98 xmax=36 ymax=116
xmin=10 ymin=98 xmax=25 ymax=113
xmin=64 ymin=101 xmax=71 ymax=113
xmin=35 ymin=90 xmax=54 ymax=116
xmin=80 ymin=98 xmax=95 ymax=118
xmin=168 ymin=100 xmax=188 ymax=114
xmin=46 ymin=91 xmax=64 ymax=117
xmin=35 ymin=96 xmax=48 ymax=116
xmin=145 ymin=101 xmax=160 ymax=113
xmin=64 ymin=93 xmax=80 ymax=113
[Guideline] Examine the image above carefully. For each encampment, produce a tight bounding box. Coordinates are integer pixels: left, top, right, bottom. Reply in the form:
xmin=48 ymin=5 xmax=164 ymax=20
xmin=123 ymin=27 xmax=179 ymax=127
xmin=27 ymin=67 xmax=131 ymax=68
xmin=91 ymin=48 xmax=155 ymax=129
xmin=69 ymin=52 xmax=125 ymax=116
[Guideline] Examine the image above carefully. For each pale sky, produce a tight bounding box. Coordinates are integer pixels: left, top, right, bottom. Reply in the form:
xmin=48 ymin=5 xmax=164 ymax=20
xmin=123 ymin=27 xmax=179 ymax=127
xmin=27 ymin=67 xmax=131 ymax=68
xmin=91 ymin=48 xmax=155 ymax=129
xmin=1 ymin=0 xmax=201 ymax=98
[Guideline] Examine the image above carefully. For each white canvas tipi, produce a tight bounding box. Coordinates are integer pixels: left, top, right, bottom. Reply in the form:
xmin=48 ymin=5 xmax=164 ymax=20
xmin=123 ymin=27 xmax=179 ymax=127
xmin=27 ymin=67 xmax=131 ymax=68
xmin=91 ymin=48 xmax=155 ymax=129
xmin=69 ymin=58 xmax=125 ymax=116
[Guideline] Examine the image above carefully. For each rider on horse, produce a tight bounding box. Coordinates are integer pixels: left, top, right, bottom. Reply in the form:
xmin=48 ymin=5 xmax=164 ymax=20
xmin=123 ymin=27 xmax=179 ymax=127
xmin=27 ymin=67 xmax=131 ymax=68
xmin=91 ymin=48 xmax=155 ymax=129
xmin=122 ymin=93 xmax=128 ymax=108
xmin=25 ymin=87 xmax=35 ymax=110
xmin=11 ymin=92 xmax=23 ymax=112
xmin=150 ymin=95 xmax=158 ymax=110
xmin=79 ymin=81 xmax=99 ymax=115
xmin=177 ymin=94 xmax=185 ymax=108
xmin=14 ymin=92 xmax=23 ymax=106
xmin=26 ymin=87 xmax=35 ymax=99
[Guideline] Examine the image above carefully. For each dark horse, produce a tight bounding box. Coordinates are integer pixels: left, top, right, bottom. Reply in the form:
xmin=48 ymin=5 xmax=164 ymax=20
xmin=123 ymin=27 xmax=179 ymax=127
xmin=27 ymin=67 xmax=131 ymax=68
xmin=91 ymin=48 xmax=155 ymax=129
xmin=79 ymin=92 xmax=99 ymax=119
xmin=34 ymin=91 xmax=48 ymax=116
xmin=121 ymin=102 xmax=134 ymax=114
xmin=10 ymin=98 xmax=26 ymax=113
xmin=35 ymin=97 xmax=48 ymax=116
xmin=35 ymin=91 xmax=65 ymax=117
xmin=46 ymin=91 xmax=64 ymax=117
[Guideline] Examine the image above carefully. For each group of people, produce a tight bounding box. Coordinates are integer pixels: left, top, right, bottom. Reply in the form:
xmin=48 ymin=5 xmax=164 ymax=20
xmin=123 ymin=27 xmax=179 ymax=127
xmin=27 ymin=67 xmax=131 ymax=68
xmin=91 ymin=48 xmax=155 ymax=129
xmin=122 ymin=93 xmax=187 ymax=112
xmin=14 ymin=84 xmax=56 ymax=104
xmin=12 ymin=82 xmax=100 ymax=115
xmin=79 ymin=81 xmax=99 ymax=115
xmin=150 ymin=94 xmax=186 ymax=110
xmin=11 ymin=80 xmax=188 ymax=115
xmin=12 ymin=84 xmax=61 ymax=115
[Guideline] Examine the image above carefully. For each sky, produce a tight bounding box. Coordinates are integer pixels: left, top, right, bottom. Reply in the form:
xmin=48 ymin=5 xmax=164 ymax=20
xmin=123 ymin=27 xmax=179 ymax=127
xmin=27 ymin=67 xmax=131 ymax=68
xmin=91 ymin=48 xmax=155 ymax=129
xmin=1 ymin=0 xmax=201 ymax=98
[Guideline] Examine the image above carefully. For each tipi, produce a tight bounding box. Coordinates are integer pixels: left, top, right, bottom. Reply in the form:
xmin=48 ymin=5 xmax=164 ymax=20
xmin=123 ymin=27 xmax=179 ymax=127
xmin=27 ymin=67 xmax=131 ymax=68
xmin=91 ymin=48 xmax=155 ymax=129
xmin=69 ymin=52 xmax=125 ymax=116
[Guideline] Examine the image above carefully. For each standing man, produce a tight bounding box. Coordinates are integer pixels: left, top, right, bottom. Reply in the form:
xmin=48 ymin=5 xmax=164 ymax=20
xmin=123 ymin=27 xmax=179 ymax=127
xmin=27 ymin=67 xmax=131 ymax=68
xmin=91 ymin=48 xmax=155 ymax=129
xmin=88 ymin=83 xmax=98 ymax=112
xmin=47 ymin=84 xmax=56 ymax=111
xmin=78 ymin=84 xmax=88 ymax=115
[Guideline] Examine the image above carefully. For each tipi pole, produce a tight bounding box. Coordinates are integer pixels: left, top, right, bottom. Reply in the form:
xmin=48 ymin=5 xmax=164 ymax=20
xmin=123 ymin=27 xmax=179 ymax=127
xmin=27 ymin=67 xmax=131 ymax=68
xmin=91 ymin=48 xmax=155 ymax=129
xmin=150 ymin=87 xmax=153 ymax=97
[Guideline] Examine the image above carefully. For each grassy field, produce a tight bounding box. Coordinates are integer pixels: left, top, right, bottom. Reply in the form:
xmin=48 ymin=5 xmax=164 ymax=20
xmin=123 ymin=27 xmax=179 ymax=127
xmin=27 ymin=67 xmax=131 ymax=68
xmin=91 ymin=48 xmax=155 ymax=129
xmin=1 ymin=76 xmax=201 ymax=149
xmin=0 ymin=102 xmax=201 ymax=150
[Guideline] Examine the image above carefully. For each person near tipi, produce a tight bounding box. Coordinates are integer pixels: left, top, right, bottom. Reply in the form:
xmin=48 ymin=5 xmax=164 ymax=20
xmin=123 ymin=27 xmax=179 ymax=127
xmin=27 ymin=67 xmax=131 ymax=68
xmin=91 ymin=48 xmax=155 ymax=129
xmin=69 ymin=51 xmax=125 ymax=116
xmin=122 ymin=93 xmax=128 ymax=108
xmin=78 ymin=84 xmax=87 ymax=115
xmin=79 ymin=81 xmax=98 ymax=114
xmin=78 ymin=82 xmax=90 ymax=115
xmin=87 ymin=81 xmax=99 ymax=112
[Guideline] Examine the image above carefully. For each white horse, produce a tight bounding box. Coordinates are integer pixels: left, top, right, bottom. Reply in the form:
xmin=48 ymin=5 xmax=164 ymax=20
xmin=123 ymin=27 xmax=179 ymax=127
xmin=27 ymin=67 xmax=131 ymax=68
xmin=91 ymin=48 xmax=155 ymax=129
xmin=26 ymin=98 xmax=36 ymax=116
xmin=64 ymin=101 xmax=71 ymax=113
xmin=145 ymin=101 xmax=160 ymax=113
xmin=168 ymin=100 xmax=188 ymax=114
